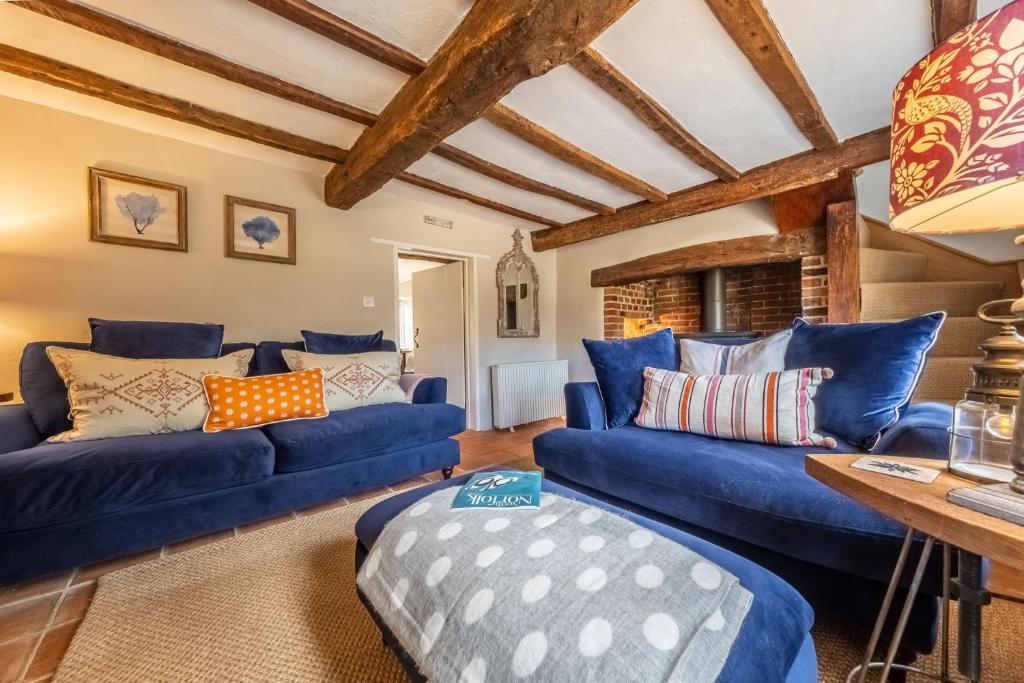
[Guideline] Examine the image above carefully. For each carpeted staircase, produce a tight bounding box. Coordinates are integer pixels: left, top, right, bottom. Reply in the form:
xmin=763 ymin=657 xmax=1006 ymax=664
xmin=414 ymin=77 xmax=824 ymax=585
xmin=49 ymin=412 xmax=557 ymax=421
xmin=859 ymin=246 xmax=1003 ymax=404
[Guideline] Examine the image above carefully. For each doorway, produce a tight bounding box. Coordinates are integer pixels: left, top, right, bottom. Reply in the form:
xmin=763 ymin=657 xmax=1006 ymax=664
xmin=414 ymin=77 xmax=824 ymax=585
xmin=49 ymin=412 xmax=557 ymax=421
xmin=396 ymin=253 xmax=468 ymax=409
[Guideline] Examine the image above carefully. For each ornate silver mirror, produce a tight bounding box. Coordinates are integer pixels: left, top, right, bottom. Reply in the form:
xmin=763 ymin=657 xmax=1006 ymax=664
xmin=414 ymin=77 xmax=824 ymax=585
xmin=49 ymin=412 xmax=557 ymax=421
xmin=496 ymin=229 xmax=539 ymax=338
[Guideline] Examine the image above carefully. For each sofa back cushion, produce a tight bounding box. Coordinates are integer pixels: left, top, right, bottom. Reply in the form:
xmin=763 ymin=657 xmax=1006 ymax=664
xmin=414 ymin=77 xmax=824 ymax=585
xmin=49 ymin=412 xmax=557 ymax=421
xmin=301 ymin=329 xmax=385 ymax=354
xmin=582 ymin=328 xmax=677 ymax=428
xmin=88 ymin=318 xmax=224 ymax=358
xmin=20 ymin=341 xmax=89 ymax=436
xmin=784 ymin=313 xmax=945 ymax=449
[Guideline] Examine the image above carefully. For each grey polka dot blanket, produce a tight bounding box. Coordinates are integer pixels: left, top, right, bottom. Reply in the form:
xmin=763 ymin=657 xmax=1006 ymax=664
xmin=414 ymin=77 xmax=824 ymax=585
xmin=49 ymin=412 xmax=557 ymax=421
xmin=357 ymin=487 xmax=752 ymax=682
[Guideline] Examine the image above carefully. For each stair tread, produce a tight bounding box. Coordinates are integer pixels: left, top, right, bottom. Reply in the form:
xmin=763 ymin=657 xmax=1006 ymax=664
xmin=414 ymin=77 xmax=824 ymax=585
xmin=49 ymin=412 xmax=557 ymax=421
xmin=861 ymin=281 xmax=1004 ymax=319
xmin=860 ymin=248 xmax=928 ymax=283
xmin=876 ymin=316 xmax=1001 ymax=356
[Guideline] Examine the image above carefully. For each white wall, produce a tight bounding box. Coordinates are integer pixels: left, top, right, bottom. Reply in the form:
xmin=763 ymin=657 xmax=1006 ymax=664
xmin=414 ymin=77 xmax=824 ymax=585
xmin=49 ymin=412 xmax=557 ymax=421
xmin=0 ymin=96 xmax=556 ymax=430
xmin=554 ymin=201 xmax=779 ymax=381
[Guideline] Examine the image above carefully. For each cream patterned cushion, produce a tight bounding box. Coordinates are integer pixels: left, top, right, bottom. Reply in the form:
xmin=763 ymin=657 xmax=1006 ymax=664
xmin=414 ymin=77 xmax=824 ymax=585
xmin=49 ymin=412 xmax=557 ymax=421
xmin=281 ymin=350 xmax=405 ymax=412
xmin=45 ymin=347 xmax=253 ymax=442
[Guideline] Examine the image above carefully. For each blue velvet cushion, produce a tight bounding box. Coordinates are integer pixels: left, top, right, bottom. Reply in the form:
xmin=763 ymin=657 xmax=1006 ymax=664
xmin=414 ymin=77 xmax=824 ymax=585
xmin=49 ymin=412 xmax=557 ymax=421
xmin=582 ymin=328 xmax=677 ymax=428
xmin=263 ymin=402 xmax=465 ymax=473
xmin=19 ymin=341 xmax=88 ymax=437
xmin=354 ymin=476 xmax=816 ymax=683
xmin=784 ymin=313 xmax=945 ymax=448
xmin=0 ymin=430 xmax=275 ymax=534
xmin=88 ymin=318 xmax=224 ymax=358
xmin=302 ymin=329 xmax=384 ymax=354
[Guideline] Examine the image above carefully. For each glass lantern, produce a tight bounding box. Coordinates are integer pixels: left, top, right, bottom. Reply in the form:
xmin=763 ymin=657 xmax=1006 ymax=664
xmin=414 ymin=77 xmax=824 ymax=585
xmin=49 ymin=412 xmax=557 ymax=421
xmin=948 ymin=300 xmax=1024 ymax=483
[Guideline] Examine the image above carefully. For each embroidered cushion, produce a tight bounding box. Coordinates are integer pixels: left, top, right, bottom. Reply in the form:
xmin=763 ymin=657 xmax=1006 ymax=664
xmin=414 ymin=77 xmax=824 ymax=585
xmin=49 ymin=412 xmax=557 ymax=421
xmin=88 ymin=318 xmax=224 ymax=358
xmin=301 ymin=329 xmax=385 ymax=354
xmin=202 ymin=368 xmax=328 ymax=432
xmin=281 ymin=350 xmax=405 ymax=412
xmin=582 ymin=328 xmax=678 ymax=428
xmin=634 ymin=366 xmax=836 ymax=447
xmin=784 ymin=313 xmax=945 ymax=449
xmin=679 ymin=329 xmax=792 ymax=375
xmin=45 ymin=347 xmax=253 ymax=442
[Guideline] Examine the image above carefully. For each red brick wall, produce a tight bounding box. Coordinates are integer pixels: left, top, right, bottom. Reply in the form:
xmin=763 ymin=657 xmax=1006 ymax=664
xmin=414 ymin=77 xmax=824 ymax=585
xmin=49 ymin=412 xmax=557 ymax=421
xmin=603 ymin=257 xmax=827 ymax=339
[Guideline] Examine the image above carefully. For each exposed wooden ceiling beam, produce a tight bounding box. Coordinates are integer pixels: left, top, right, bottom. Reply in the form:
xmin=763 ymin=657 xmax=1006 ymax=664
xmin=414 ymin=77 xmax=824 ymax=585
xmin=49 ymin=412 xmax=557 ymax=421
xmin=931 ymin=0 xmax=978 ymax=44
xmin=531 ymin=127 xmax=889 ymax=251
xmin=15 ymin=0 xmax=608 ymax=217
xmin=0 ymin=44 xmax=558 ymax=227
xmin=245 ymin=0 xmax=425 ymax=76
xmin=324 ymin=0 xmax=641 ymax=210
xmin=432 ymin=143 xmax=614 ymax=215
xmin=570 ymin=48 xmax=739 ymax=181
xmin=590 ymin=227 xmax=825 ymax=287
xmin=705 ymin=0 xmax=837 ymax=150
xmin=396 ymin=173 xmax=562 ymax=227
xmin=13 ymin=0 xmax=377 ymax=127
xmin=0 ymin=43 xmax=350 ymax=163
xmin=484 ymin=104 xmax=667 ymax=203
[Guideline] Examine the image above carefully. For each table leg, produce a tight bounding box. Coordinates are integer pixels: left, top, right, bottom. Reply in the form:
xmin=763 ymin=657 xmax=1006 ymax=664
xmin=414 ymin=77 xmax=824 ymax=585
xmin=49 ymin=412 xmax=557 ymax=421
xmin=878 ymin=537 xmax=936 ymax=681
xmin=953 ymin=549 xmax=990 ymax=682
xmin=941 ymin=543 xmax=951 ymax=682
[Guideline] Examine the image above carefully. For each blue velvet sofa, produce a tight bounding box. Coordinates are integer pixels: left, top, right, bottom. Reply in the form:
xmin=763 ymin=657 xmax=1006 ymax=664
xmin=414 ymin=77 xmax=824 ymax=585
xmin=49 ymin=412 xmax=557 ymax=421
xmin=535 ymin=384 xmax=953 ymax=654
xmin=0 ymin=338 xmax=464 ymax=586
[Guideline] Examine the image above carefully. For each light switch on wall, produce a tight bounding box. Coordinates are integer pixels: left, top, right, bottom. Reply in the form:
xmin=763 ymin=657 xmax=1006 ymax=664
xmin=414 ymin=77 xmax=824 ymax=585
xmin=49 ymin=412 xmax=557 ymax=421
xmin=362 ymin=296 xmax=375 ymax=308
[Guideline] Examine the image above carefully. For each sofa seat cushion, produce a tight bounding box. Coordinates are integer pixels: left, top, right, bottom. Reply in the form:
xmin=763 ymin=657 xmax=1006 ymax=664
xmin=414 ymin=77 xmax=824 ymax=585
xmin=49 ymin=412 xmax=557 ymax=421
xmin=533 ymin=425 xmax=923 ymax=586
xmin=264 ymin=402 xmax=465 ymax=473
xmin=0 ymin=430 xmax=274 ymax=533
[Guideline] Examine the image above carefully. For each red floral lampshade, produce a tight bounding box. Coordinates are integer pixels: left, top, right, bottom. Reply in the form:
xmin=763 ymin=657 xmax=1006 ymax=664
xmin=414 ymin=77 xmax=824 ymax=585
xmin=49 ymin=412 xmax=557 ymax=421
xmin=890 ymin=0 xmax=1024 ymax=233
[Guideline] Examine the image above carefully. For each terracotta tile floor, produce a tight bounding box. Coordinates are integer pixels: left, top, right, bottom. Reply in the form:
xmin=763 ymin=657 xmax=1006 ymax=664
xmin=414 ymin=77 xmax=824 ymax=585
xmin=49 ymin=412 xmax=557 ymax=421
xmin=0 ymin=418 xmax=564 ymax=683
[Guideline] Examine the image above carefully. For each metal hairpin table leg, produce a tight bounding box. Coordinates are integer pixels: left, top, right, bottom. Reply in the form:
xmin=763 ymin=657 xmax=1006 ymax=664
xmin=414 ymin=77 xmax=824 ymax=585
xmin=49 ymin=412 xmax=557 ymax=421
xmin=847 ymin=531 xmax=952 ymax=683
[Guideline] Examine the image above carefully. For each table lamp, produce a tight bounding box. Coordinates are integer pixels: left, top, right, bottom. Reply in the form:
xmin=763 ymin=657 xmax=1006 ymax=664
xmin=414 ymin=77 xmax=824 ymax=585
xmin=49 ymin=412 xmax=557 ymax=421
xmin=889 ymin=0 xmax=1024 ymax=491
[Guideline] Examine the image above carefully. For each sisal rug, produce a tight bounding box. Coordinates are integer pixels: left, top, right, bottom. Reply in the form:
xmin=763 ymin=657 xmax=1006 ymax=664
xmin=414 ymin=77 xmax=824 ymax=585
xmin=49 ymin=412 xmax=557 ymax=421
xmin=55 ymin=456 xmax=1024 ymax=682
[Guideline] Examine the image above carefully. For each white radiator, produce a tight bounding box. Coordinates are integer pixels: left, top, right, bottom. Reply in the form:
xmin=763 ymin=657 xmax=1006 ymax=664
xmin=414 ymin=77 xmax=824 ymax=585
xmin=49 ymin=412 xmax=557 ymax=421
xmin=490 ymin=360 xmax=568 ymax=430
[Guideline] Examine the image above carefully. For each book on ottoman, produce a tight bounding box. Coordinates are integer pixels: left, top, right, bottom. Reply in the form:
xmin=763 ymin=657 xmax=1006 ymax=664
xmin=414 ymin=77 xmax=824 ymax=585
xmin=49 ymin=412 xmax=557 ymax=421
xmin=452 ymin=470 xmax=542 ymax=510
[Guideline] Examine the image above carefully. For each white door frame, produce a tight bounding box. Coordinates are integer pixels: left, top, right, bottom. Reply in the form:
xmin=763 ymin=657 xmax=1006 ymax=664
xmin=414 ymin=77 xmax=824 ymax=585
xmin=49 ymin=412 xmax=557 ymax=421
xmin=391 ymin=245 xmax=479 ymax=429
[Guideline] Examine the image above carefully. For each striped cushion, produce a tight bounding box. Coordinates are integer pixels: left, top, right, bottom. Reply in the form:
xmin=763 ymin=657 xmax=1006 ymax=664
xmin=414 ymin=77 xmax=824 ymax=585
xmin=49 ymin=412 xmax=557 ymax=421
xmin=635 ymin=367 xmax=836 ymax=448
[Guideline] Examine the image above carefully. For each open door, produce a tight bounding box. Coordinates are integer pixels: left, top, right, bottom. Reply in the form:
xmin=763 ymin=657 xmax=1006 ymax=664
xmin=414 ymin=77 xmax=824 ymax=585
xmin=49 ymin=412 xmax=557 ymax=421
xmin=411 ymin=261 xmax=466 ymax=408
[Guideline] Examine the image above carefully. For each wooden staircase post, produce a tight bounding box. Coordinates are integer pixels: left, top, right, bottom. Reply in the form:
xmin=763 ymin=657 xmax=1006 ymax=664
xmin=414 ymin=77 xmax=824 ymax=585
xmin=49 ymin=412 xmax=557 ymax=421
xmin=827 ymin=199 xmax=860 ymax=323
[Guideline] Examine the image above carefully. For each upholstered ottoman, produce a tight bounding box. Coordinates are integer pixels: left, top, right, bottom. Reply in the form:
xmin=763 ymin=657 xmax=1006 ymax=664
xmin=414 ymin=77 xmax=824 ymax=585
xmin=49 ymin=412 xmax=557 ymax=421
xmin=354 ymin=475 xmax=817 ymax=682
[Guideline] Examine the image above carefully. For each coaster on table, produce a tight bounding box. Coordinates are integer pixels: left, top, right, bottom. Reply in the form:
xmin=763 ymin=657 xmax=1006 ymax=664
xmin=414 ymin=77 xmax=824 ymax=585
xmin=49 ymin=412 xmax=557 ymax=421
xmin=850 ymin=457 xmax=941 ymax=484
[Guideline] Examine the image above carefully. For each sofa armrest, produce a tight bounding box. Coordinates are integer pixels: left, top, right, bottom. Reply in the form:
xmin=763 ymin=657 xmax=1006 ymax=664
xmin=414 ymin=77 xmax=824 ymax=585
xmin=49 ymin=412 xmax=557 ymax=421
xmin=0 ymin=404 xmax=43 ymax=455
xmin=565 ymin=382 xmax=607 ymax=431
xmin=872 ymin=402 xmax=953 ymax=460
xmin=401 ymin=375 xmax=448 ymax=404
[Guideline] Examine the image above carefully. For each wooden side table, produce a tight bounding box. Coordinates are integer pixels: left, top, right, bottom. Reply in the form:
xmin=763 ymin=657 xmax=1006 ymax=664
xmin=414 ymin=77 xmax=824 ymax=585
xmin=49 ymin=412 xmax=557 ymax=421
xmin=807 ymin=455 xmax=1024 ymax=683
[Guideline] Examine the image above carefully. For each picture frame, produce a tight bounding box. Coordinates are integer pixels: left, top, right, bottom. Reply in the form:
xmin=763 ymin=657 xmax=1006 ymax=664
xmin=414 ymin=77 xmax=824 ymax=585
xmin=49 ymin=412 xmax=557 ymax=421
xmin=89 ymin=167 xmax=187 ymax=252
xmin=224 ymin=195 xmax=296 ymax=265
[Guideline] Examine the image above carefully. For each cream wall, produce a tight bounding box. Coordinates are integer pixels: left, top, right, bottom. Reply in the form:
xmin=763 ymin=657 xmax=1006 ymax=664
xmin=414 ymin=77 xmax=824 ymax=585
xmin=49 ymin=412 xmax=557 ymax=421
xmin=0 ymin=96 xmax=556 ymax=430
xmin=554 ymin=201 xmax=779 ymax=381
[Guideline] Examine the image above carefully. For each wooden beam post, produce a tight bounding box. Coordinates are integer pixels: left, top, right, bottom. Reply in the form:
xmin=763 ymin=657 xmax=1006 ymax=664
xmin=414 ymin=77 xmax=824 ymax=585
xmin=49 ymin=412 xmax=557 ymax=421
xmin=771 ymin=171 xmax=856 ymax=232
xmin=932 ymin=0 xmax=978 ymax=44
xmin=826 ymin=200 xmax=860 ymax=323
xmin=531 ymin=127 xmax=889 ymax=251
xmin=323 ymin=0 xmax=640 ymax=210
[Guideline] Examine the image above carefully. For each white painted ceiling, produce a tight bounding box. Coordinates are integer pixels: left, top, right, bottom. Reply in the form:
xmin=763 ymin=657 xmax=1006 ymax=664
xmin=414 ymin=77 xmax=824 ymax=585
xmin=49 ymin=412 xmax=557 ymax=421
xmin=0 ymin=0 xmax=997 ymax=233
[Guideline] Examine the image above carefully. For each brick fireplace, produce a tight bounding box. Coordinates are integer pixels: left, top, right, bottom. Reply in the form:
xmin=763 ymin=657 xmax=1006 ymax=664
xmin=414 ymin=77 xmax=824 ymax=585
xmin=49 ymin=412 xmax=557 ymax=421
xmin=603 ymin=256 xmax=829 ymax=340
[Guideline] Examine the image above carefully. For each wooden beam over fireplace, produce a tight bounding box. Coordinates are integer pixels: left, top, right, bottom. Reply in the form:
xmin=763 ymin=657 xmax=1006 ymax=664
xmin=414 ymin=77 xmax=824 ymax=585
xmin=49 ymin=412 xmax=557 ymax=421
xmin=590 ymin=227 xmax=825 ymax=287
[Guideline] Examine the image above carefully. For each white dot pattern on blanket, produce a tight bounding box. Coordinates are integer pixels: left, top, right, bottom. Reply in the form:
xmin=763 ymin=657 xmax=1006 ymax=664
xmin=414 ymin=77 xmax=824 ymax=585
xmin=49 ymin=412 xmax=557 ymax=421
xmin=420 ymin=611 xmax=445 ymax=655
xmin=476 ymin=545 xmax=504 ymax=568
xmin=484 ymin=517 xmax=510 ymax=532
xmin=578 ymin=618 xmax=613 ymax=658
xmin=394 ymin=531 xmax=418 ymax=557
xmin=691 ymin=561 xmax=722 ymax=590
xmin=578 ymin=507 xmax=602 ymax=524
xmin=512 ymin=631 xmax=548 ymax=678
xmin=533 ymin=513 xmax=558 ymax=529
xmin=426 ymin=556 xmax=452 ymax=587
xmin=539 ymin=495 xmax=556 ymax=508
xmin=578 ymin=535 xmax=605 ymax=553
xmin=527 ymin=539 xmax=555 ymax=558
xmin=408 ymin=501 xmax=431 ymax=517
xmin=629 ymin=529 xmax=654 ymax=549
xmin=390 ymin=578 xmax=410 ymax=610
xmin=521 ymin=575 xmax=551 ymax=603
xmin=643 ymin=613 xmax=680 ymax=651
xmin=459 ymin=657 xmax=487 ymax=683
xmin=635 ymin=564 xmax=664 ymax=589
xmin=363 ymin=548 xmax=381 ymax=579
xmin=576 ymin=567 xmax=607 ymax=592
xmin=464 ymin=589 xmax=494 ymax=624
xmin=704 ymin=608 xmax=726 ymax=632
xmin=437 ymin=522 xmax=462 ymax=540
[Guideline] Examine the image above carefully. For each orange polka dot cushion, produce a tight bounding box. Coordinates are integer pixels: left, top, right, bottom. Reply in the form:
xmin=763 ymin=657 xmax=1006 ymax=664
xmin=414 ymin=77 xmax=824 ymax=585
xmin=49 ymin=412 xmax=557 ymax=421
xmin=202 ymin=368 xmax=328 ymax=433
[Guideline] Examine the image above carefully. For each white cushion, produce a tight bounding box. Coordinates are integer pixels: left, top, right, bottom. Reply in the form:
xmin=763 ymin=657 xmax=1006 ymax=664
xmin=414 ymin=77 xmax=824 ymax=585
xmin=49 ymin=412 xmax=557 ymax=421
xmin=281 ymin=350 xmax=406 ymax=412
xmin=678 ymin=329 xmax=792 ymax=375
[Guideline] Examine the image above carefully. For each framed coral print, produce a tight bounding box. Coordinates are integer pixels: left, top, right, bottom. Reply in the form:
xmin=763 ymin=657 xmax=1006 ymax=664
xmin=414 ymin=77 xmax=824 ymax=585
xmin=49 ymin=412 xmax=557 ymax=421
xmin=224 ymin=195 xmax=296 ymax=265
xmin=89 ymin=167 xmax=187 ymax=252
